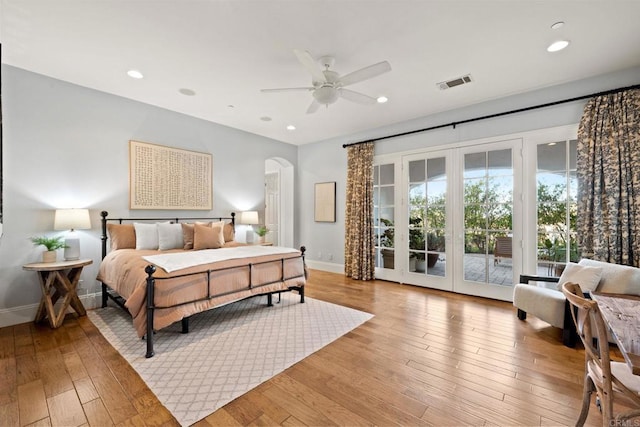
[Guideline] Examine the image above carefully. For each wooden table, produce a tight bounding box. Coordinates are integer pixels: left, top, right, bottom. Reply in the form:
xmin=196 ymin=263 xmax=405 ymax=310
xmin=23 ymin=259 xmax=93 ymax=328
xmin=591 ymin=292 xmax=640 ymax=375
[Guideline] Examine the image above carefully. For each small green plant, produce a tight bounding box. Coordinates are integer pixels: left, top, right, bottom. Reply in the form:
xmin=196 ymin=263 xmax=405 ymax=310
xmin=30 ymin=236 xmax=68 ymax=251
xmin=256 ymin=226 xmax=269 ymax=237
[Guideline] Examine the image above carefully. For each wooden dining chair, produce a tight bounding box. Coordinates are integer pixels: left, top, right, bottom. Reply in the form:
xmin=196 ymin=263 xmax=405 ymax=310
xmin=562 ymin=282 xmax=640 ymax=426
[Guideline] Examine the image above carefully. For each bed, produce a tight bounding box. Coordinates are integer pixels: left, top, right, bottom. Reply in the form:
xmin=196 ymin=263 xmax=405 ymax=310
xmin=97 ymin=211 xmax=307 ymax=358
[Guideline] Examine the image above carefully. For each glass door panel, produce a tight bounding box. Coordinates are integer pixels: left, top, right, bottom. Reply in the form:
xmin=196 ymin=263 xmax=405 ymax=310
xmin=455 ymin=140 xmax=521 ymax=301
xmin=403 ymin=152 xmax=452 ymax=291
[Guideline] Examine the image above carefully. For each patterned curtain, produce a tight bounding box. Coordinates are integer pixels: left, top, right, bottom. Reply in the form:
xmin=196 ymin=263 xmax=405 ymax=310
xmin=576 ymin=89 xmax=640 ymax=266
xmin=344 ymin=142 xmax=375 ymax=280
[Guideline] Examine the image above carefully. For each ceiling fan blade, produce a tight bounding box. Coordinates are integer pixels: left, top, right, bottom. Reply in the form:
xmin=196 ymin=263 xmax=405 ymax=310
xmin=293 ymin=49 xmax=327 ymax=83
xmin=261 ymin=87 xmax=314 ymax=93
xmin=339 ymin=88 xmax=377 ymax=104
xmin=339 ymin=61 xmax=391 ymax=87
xmin=306 ymin=99 xmax=321 ymax=114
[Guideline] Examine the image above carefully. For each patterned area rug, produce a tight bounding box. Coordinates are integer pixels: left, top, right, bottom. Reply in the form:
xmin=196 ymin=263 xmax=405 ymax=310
xmin=88 ymin=293 xmax=373 ymax=426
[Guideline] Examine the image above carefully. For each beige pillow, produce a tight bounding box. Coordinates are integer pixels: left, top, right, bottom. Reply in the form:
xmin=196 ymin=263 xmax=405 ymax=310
xmin=182 ymin=223 xmax=195 ymax=249
xmin=557 ymin=262 xmax=603 ymax=292
xmin=224 ymin=222 xmax=235 ymax=242
xmin=107 ymin=223 xmax=136 ymax=250
xmin=193 ymin=223 xmax=224 ymax=250
xmin=211 ymin=220 xmax=235 ymax=242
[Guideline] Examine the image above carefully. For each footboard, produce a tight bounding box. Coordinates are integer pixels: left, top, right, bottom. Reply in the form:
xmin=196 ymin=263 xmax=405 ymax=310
xmin=142 ymin=246 xmax=306 ymax=358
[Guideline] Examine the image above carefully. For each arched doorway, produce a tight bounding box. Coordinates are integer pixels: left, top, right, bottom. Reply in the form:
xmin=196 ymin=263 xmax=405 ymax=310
xmin=265 ymin=158 xmax=294 ymax=247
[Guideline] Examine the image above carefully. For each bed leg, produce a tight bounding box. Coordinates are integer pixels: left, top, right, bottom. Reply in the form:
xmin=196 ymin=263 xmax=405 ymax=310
xmin=181 ymin=317 xmax=190 ymax=334
xmin=101 ymin=282 xmax=108 ymax=308
xmin=145 ymin=265 xmax=156 ymax=358
xmin=300 ymin=286 xmax=305 ymax=303
xmin=267 ymin=293 xmax=273 ymax=306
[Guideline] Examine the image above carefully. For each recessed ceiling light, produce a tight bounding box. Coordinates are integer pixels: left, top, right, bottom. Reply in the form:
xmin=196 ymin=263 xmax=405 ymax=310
xmin=260 ymin=116 xmax=272 ymax=122
xmin=286 ymin=125 xmax=296 ymax=131
xmin=547 ymin=40 xmax=570 ymax=52
xmin=227 ymin=104 xmax=235 ymax=109
xmin=179 ymin=88 xmax=196 ymax=96
xmin=377 ymin=96 xmax=388 ymax=104
xmin=551 ymin=21 xmax=565 ymax=30
xmin=127 ymin=69 xmax=144 ymax=79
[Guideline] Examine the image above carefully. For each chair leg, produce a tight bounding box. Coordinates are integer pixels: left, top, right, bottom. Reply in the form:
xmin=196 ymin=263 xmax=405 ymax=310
xmin=576 ymin=375 xmax=594 ymax=427
xmin=517 ymin=309 xmax=527 ymax=321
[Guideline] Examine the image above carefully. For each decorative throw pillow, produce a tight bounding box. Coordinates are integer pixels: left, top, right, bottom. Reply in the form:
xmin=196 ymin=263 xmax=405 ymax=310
xmin=557 ymin=262 xmax=603 ymax=292
xmin=157 ymin=223 xmax=184 ymax=250
xmin=211 ymin=220 xmax=235 ymax=242
xmin=182 ymin=223 xmax=195 ymax=250
xmin=224 ymin=222 xmax=235 ymax=242
xmin=193 ymin=223 xmax=225 ymax=250
xmin=134 ymin=223 xmax=160 ymax=250
xmin=107 ymin=223 xmax=136 ymax=250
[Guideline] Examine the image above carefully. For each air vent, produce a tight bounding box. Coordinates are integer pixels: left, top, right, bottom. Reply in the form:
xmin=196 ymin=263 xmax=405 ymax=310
xmin=437 ymin=74 xmax=473 ymax=90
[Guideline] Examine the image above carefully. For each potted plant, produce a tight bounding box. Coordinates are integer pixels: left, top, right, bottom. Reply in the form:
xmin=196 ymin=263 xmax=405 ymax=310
xmin=427 ymin=232 xmax=445 ymax=268
xmin=256 ymin=225 xmax=269 ymax=243
xmin=379 ymin=218 xmax=395 ymax=268
xmin=30 ymin=236 xmax=67 ymax=263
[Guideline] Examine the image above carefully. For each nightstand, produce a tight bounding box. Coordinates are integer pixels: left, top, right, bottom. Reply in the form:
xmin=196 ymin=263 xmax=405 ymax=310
xmin=23 ymin=259 xmax=93 ymax=328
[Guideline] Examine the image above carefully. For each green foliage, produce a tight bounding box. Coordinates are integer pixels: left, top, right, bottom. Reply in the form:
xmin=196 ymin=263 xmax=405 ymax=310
xmin=256 ymin=226 xmax=269 ymax=237
xmin=379 ymin=218 xmax=394 ymax=248
xmin=30 ymin=236 xmax=67 ymax=251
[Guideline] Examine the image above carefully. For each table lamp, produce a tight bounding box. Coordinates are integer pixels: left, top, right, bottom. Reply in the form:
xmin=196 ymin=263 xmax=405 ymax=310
xmin=54 ymin=208 xmax=91 ymax=260
xmin=240 ymin=211 xmax=259 ymax=244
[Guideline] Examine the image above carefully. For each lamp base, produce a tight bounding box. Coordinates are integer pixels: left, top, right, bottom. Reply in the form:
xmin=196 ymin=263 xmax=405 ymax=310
xmin=245 ymin=228 xmax=255 ymax=244
xmin=64 ymin=235 xmax=81 ymax=261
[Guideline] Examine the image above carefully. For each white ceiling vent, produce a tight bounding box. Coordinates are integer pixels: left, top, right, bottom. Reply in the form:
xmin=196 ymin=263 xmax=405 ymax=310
xmin=437 ymin=74 xmax=473 ymax=90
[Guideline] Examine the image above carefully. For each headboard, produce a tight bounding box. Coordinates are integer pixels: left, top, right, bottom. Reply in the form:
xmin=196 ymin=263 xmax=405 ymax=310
xmin=100 ymin=211 xmax=236 ymax=259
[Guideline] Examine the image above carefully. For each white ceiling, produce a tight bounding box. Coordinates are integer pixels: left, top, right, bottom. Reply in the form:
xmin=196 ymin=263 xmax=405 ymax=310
xmin=2 ymin=1 xmax=640 ymax=145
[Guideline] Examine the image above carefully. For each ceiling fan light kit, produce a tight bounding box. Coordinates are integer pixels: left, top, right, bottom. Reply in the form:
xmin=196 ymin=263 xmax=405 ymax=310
xmin=261 ymin=49 xmax=391 ymax=113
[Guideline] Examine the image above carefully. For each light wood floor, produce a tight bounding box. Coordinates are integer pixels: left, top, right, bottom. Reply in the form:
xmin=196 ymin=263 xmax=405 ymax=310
xmin=0 ymin=269 xmax=620 ymax=426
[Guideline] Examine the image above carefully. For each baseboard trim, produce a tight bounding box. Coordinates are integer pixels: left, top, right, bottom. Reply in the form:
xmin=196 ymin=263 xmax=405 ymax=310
xmin=0 ymin=292 xmax=103 ymax=328
xmin=306 ymin=260 xmax=344 ymax=274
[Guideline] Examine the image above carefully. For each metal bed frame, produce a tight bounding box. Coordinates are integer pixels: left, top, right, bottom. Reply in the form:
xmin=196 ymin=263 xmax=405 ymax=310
xmin=99 ymin=211 xmax=306 ymax=358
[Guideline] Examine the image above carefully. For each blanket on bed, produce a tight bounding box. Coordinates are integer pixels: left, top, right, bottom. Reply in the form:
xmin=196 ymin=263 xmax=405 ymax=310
xmin=143 ymin=245 xmax=299 ymax=273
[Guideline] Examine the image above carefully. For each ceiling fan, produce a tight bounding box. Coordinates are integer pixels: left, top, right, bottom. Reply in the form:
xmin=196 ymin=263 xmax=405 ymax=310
xmin=261 ymin=49 xmax=392 ymax=114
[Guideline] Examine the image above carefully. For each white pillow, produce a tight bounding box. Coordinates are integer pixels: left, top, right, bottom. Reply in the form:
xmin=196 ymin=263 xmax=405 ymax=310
xmin=157 ymin=223 xmax=184 ymax=250
xmin=134 ymin=223 xmax=160 ymax=250
xmin=557 ymin=262 xmax=603 ymax=292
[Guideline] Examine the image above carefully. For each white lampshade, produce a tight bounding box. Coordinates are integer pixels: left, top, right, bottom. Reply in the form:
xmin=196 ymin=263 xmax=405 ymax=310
xmin=54 ymin=209 xmax=91 ymax=261
xmin=240 ymin=211 xmax=259 ymax=244
xmin=240 ymin=211 xmax=259 ymax=225
xmin=54 ymin=209 xmax=91 ymax=231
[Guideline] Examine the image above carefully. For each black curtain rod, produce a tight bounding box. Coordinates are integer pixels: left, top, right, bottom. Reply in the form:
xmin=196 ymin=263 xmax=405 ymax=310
xmin=342 ymin=83 xmax=640 ymax=148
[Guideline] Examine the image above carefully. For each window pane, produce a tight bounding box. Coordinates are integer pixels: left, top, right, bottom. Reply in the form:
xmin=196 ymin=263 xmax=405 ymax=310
xmin=379 ymin=164 xmax=394 ymax=185
xmin=409 ymin=160 xmax=425 ymax=182
xmin=427 ymin=157 xmax=446 ymax=180
xmin=488 ymin=149 xmax=512 ymax=175
xmin=379 ymin=187 xmax=394 ymax=206
xmin=464 ymin=178 xmax=486 ymax=203
xmin=464 ymin=152 xmax=486 ymax=178
xmin=537 ymin=141 xmax=566 ymax=172
xmin=489 ymin=176 xmax=513 ymax=204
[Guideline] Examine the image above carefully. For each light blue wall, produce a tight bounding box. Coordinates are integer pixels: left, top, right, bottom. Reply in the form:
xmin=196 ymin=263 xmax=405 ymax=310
xmin=0 ymin=65 xmax=297 ymax=319
xmin=298 ymin=66 xmax=640 ymax=269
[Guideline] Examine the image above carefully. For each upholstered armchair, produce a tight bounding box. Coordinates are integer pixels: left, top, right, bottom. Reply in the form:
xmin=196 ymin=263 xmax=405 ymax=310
xmin=512 ymin=259 xmax=640 ymax=347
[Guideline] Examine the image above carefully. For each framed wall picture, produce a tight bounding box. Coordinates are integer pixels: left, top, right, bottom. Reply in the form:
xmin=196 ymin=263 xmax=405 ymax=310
xmin=314 ymin=182 xmax=336 ymax=222
xmin=129 ymin=140 xmax=213 ymax=210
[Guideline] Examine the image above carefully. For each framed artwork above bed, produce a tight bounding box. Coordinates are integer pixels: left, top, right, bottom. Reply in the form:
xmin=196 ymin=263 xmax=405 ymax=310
xmin=129 ymin=140 xmax=213 ymax=210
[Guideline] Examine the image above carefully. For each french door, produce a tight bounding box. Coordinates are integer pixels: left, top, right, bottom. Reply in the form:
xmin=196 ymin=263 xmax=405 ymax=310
xmin=453 ymin=139 xmax=522 ymax=301
xmin=376 ymin=139 xmax=522 ymax=301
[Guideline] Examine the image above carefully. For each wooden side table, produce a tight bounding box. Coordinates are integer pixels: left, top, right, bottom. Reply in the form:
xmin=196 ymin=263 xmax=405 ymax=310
xmin=23 ymin=259 xmax=93 ymax=328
